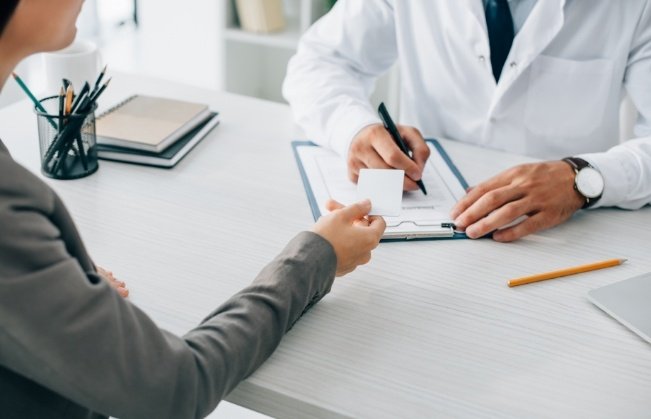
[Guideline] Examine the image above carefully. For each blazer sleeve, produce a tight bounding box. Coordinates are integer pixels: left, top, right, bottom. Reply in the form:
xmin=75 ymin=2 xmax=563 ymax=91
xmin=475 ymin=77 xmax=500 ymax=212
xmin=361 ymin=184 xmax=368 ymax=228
xmin=0 ymin=183 xmax=337 ymax=419
xmin=282 ymin=0 xmax=397 ymax=157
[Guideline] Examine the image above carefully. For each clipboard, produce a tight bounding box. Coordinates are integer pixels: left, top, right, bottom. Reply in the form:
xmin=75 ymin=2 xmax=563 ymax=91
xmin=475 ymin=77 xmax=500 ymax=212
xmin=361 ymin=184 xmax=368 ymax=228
xmin=292 ymin=139 xmax=470 ymax=241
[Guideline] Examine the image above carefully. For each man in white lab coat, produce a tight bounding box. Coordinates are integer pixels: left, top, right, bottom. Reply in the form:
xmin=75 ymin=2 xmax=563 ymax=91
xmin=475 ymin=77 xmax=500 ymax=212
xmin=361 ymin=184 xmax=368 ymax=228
xmin=283 ymin=0 xmax=651 ymax=241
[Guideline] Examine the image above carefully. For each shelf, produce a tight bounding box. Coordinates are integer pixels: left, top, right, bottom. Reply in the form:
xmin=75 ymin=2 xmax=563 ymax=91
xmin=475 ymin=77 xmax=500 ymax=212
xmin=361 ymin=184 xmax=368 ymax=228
xmin=225 ymin=18 xmax=301 ymax=50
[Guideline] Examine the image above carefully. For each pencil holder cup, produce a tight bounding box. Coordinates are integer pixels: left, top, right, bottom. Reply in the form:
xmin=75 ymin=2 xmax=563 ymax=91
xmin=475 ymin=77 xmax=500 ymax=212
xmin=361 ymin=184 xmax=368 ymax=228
xmin=35 ymin=96 xmax=99 ymax=180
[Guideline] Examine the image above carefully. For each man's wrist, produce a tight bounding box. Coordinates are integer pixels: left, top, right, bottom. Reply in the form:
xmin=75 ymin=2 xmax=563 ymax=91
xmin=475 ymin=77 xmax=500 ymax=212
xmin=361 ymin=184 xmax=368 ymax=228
xmin=562 ymin=157 xmax=605 ymax=209
xmin=556 ymin=160 xmax=586 ymax=210
xmin=329 ymin=106 xmax=381 ymax=158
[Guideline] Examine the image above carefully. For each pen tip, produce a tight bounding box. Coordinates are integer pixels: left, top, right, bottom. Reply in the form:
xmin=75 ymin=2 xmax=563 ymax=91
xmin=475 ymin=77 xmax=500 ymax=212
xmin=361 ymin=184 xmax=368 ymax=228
xmin=620 ymin=258 xmax=628 ymax=263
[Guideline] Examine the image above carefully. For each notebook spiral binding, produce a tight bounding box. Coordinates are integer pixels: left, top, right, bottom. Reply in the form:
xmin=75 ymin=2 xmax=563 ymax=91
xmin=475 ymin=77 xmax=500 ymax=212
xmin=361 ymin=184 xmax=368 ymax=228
xmin=96 ymin=95 xmax=138 ymax=120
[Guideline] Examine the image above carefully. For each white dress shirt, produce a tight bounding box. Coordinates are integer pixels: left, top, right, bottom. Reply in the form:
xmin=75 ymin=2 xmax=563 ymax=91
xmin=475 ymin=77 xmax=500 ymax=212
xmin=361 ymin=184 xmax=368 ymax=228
xmin=283 ymin=0 xmax=651 ymax=209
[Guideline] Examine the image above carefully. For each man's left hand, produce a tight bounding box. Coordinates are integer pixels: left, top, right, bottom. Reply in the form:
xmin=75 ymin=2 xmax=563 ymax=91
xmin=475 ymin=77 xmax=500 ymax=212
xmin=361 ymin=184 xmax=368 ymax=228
xmin=450 ymin=161 xmax=585 ymax=242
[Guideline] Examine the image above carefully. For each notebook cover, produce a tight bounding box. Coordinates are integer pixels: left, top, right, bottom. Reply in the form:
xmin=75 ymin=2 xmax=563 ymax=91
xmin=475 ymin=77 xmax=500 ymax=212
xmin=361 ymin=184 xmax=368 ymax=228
xmin=97 ymin=113 xmax=219 ymax=168
xmin=95 ymin=95 xmax=210 ymax=152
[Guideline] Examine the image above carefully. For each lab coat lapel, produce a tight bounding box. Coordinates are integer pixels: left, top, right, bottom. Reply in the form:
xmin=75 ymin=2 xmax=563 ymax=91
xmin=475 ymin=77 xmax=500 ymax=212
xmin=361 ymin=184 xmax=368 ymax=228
xmin=459 ymin=0 xmax=488 ymax=35
xmin=492 ymin=0 xmax=566 ymax=104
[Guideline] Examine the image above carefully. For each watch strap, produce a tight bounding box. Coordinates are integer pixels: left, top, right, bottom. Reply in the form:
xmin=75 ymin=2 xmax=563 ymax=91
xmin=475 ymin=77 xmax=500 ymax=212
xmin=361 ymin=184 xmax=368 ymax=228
xmin=562 ymin=157 xmax=591 ymax=171
xmin=562 ymin=157 xmax=601 ymax=209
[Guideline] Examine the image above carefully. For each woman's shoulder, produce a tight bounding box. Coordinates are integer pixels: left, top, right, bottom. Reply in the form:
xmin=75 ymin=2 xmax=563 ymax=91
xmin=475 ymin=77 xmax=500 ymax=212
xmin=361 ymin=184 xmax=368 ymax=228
xmin=0 ymin=140 xmax=55 ymax=215
xmin=0 ymin=141 xmax=86 ymax=277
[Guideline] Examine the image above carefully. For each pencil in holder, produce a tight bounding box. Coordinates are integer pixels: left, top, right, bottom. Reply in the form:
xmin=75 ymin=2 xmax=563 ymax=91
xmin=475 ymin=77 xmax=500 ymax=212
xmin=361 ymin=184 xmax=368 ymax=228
xmin=35 ymin=96 xmax=99 ymax=179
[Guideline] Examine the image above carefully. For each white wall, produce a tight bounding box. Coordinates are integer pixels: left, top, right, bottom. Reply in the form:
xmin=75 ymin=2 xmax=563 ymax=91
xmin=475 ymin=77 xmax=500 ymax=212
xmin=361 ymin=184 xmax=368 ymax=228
xmin=101 ymin=0 xmax=221 ymax=90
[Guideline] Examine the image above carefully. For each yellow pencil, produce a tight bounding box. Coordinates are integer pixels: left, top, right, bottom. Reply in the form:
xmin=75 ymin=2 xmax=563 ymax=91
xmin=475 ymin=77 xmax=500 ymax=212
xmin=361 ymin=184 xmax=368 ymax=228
xmin=507 ymin=258 xmax=627 ymax=287
xmin=64 ymin=85 xmax=74 ymax=115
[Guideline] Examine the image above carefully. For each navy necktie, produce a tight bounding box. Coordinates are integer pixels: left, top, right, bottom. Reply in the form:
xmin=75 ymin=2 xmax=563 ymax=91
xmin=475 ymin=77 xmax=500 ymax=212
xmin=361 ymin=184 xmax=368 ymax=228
xmin=485 ymin=0 xmax=515 ymax=81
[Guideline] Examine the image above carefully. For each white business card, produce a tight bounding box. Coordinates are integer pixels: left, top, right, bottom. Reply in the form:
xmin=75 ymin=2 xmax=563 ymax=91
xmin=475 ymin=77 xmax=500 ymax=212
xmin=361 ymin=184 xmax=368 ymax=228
xmin=357 ymin=169 xmax=404 ymax=216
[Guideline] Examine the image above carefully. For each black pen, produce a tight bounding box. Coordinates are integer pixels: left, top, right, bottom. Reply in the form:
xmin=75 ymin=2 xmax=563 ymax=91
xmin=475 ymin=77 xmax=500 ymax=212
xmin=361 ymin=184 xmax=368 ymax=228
xmin=377 ymin=102 xmax=427 ymax=195
xmin=93 ymin=64 xmax=107 ymax=91
xmin=88 ymin=77 xmax=111 ymax=104
xmin=70 ymin=82 xmax=90 ymax=114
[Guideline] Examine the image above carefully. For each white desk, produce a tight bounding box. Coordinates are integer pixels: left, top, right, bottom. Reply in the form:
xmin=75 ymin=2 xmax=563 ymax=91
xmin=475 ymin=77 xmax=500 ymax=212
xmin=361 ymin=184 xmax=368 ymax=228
xmin=2 ymin=73 xmax=650 ymax=418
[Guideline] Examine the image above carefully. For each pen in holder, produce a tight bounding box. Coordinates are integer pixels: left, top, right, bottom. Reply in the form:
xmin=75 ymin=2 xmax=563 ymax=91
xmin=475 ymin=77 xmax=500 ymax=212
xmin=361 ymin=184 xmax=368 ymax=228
xmin=36 ymin=96 xmax=99 ymax=179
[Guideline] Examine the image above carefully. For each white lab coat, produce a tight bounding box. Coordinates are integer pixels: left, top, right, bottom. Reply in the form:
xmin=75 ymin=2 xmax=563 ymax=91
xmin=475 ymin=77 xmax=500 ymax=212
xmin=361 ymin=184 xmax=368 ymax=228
xmin=283 ymin=0 xmax=651 ymax=209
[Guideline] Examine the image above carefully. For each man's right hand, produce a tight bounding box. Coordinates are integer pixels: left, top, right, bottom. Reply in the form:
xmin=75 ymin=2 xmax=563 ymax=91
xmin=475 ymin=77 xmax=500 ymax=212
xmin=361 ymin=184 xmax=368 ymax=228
xmin=312 ymin=199 xmax=386 ymax=277
xmin=347 ymin=123 xmax=430 ymax=191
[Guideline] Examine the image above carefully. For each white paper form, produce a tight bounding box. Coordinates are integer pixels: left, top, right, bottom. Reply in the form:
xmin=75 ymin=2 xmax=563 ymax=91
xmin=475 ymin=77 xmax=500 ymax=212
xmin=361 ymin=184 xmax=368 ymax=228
xmin=296 ymin=142 xmax=468 ymax=239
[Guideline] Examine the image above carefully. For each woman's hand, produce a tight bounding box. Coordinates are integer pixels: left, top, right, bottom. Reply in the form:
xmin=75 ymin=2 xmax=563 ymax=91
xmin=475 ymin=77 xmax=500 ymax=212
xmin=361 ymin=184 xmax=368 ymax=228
xmin=97 ymin=266 xmax=129 ymax=298
xmin=312 ymin=199 xmax=386 ymax=276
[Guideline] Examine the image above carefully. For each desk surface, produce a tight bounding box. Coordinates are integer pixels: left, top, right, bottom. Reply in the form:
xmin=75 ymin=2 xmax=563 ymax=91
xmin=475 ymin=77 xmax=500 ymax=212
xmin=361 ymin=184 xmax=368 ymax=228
xmin=2 ymin=73 xmax=650 ymax=419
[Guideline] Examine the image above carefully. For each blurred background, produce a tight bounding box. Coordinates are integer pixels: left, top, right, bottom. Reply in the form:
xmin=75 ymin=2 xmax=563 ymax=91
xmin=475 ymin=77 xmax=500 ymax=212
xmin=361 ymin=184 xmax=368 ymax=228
xmin=2 ymin=0 xmax=632 ymax=140
xmin=3 ymin=0 xmax=398 ymax=110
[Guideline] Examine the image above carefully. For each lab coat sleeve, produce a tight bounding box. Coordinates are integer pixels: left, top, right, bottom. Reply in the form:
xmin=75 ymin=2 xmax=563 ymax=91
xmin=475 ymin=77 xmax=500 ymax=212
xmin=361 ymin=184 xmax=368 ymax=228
xmin=579 ymin=0 xmax=651 ymax=209
xmin=282 ymin=0 xmax=397 ymax=157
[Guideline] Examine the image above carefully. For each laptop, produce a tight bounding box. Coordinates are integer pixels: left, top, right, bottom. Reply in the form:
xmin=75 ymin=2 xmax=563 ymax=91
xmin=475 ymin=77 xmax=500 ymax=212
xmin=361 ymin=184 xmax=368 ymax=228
xmin=588 ymin=272 xmax=651 ymax=344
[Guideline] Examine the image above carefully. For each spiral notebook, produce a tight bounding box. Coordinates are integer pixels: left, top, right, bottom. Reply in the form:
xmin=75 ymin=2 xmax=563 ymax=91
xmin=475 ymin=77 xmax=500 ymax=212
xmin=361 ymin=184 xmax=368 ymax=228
xmin=97 ymin=112 xmax=219 ymax=168
xmin=95 ymin=95 xmax=212 ymax=153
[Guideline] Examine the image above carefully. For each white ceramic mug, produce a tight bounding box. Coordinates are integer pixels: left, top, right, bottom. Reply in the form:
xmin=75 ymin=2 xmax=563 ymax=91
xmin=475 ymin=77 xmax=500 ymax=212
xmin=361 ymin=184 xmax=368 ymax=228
xmin=42 ymin=40 xmax=102 ymax=95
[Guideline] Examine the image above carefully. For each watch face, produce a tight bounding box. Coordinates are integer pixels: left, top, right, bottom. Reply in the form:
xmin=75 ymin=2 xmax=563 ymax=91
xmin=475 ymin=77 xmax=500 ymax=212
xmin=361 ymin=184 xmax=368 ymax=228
xmin=576 ymin=167 xmax=604 ymax=198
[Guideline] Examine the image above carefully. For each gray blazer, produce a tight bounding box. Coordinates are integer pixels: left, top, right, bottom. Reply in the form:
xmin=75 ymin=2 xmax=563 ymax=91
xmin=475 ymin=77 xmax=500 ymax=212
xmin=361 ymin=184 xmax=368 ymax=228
xmin=0 ymin=141 xmax=337 ymax=419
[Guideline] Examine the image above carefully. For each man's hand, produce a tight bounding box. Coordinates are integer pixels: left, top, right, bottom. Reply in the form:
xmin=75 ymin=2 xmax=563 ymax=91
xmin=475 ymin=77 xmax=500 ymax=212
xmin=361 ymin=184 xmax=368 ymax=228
xmin=348 ymin=123 xmax=430 ymax=191
xmin=450 ymin=161 xmax=585 ymax=242
xmin=312 ymin=199 xmax=386 ymax=276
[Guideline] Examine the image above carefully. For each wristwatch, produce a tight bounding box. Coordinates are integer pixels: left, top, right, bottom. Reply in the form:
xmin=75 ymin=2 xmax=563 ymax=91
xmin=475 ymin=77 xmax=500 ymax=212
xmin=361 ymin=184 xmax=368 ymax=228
xmin=562 ymin=157 xmax=604 ymax=209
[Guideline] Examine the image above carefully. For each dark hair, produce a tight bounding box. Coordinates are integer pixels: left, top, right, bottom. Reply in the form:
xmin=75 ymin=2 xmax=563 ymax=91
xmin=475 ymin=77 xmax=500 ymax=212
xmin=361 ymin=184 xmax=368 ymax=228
xmin=0 ymin=0 xmax=20 ymax=36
